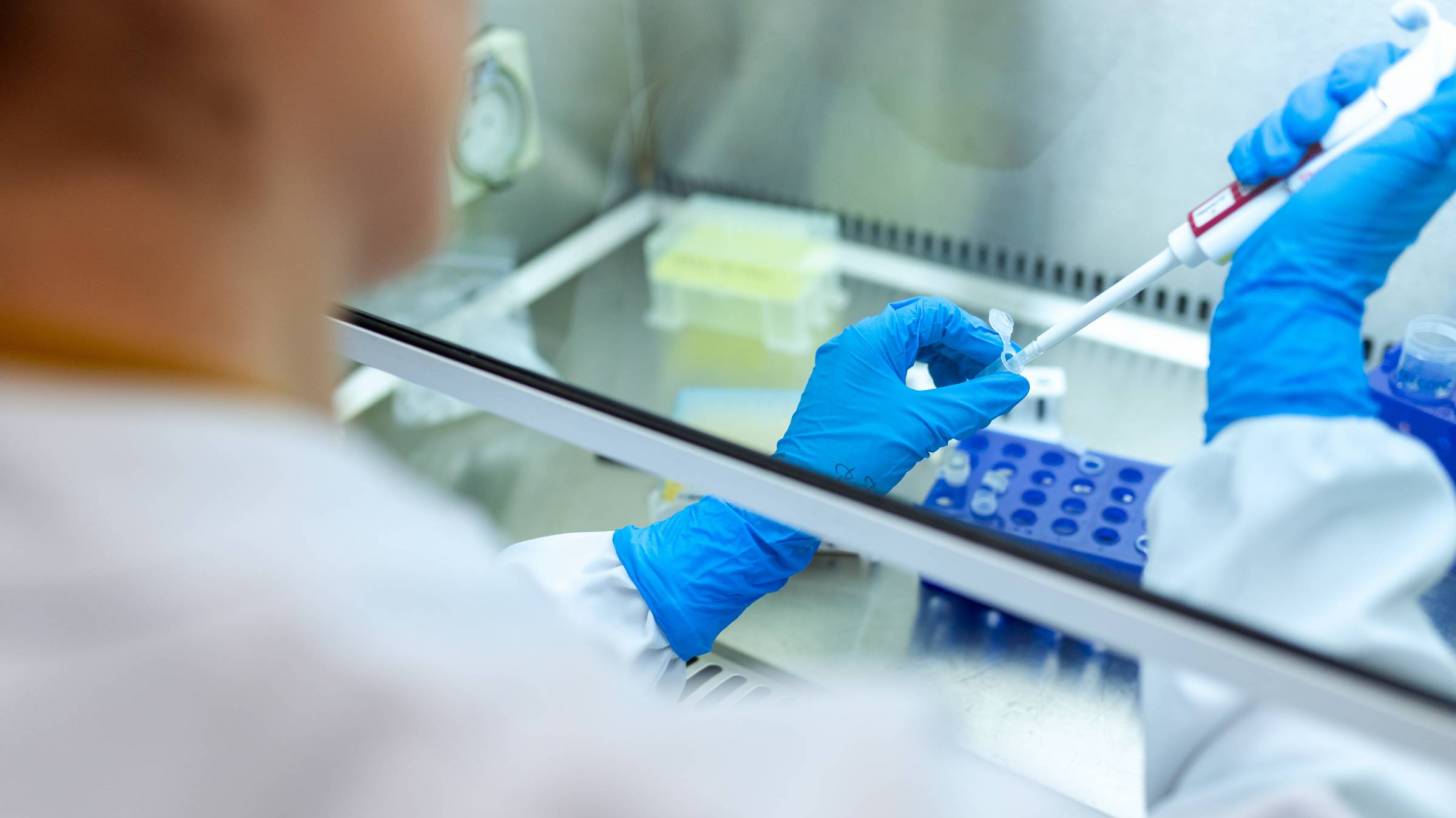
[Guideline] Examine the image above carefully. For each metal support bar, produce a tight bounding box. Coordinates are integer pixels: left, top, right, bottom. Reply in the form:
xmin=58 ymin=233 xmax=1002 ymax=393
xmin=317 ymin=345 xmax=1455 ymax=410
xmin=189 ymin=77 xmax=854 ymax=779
xmin=333 ymin=193 xmax=661 ymax=421
xmin=337 ymin=316 xmax=1456 ymax=770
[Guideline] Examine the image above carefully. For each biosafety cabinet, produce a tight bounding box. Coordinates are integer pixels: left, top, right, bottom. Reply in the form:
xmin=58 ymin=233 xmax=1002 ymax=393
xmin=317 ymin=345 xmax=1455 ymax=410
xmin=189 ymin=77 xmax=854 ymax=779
xmin=337 ymin=2 xmax=1456 ymax=813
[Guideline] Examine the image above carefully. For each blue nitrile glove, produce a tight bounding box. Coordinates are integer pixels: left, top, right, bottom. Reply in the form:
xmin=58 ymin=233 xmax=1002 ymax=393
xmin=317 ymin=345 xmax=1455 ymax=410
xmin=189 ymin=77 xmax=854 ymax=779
xmin=1208 ymin=42 xmax=1456 ymax=440
xmin=614 ymin=498 xmax=816 ymax=659
xmin=616 ymin=296 xmax=1029 ymax=658
xmin=775 ymin=296 xmax=1031 ymax=493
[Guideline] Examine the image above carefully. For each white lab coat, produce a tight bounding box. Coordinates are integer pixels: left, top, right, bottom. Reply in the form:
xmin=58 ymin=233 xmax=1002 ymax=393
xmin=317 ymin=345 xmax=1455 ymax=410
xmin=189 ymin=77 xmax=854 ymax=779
xmin=1 ymin=370 xmax=1453 ymax=817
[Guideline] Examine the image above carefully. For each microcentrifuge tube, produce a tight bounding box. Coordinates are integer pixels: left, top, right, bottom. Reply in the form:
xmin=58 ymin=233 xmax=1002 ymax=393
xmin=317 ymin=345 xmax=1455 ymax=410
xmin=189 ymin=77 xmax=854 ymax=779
xmin=976 ymin=310 xmax=1023 ymax=377
xmin=1394 ymin=315 xmax=1456 ymax=404
xmin=1064 ymin=439 xmax=1105 ymax=475
xmin=941 ymin=449 xmax=972 ymax=487
xmin=936 ymin=449 xmax=973 ymax=509
xmin=981 ymin=468 xmax=1014 ymax=496
xmin=970 ymin=489 xmax=999 ymax=517
xmin=989 ymin=309 xmax=1017 ymax=369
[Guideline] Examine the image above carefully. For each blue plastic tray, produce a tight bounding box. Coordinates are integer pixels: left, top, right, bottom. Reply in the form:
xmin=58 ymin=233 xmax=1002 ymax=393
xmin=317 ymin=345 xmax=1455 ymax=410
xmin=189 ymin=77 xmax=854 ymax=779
xmin=916 ymin=424 xmax=1456 ymax=653
xmin=922 ymin=430 xmax=1167 ymax=579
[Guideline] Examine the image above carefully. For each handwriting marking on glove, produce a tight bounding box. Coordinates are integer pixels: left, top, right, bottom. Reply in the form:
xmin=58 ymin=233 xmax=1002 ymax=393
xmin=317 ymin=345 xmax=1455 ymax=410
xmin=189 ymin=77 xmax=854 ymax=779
xmin=834 ymin=463 xmax=878 ymax=491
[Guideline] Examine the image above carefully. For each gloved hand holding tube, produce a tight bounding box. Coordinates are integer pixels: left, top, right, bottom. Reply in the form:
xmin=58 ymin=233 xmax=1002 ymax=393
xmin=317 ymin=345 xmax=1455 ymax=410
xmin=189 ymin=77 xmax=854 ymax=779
xmin=775 ymin=297 xmax=1030 ymax=493
xmin=1207 ymin=43 xmax=1456 ymax=440
xmin=615 ymin=297 xmax=1029 ymax=658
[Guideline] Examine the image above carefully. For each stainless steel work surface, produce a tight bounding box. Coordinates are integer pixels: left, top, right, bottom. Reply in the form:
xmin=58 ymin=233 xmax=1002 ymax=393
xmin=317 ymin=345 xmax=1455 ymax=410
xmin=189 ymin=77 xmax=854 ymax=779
xmin=721 ymin=555 xmax=1143 ymax=818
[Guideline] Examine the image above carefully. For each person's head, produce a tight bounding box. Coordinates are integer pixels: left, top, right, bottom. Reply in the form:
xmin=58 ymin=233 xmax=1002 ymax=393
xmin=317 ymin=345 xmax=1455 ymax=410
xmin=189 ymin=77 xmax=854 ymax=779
xmin=0 ymin=1 xmax=477 ymax=401
xmin=0 ymin=0 xmax=473 ymax=280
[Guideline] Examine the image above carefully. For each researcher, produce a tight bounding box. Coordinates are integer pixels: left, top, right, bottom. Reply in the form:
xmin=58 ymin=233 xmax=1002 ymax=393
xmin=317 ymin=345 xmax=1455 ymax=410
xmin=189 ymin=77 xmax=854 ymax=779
xmin=1 ymin=3 xmax=1454 ymax=815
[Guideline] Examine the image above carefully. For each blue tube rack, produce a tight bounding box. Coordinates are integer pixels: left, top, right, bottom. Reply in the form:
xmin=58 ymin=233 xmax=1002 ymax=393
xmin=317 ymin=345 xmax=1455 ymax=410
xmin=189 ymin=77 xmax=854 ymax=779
xmin=913 ymin=432 xmax=1166 ymax=661
xmin=915 ymin=415 xmax=1456 ymax=654
xmin=921 ymin=431 xmax=1167 ymax=580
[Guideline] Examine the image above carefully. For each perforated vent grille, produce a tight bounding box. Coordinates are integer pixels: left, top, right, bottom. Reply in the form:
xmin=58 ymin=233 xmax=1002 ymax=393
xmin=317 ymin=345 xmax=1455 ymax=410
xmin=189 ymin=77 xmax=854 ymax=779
xmin=679 ymin=652 xmax=798 ymax=708
xmin=655 ymin=171 xmax=1389 ymax=366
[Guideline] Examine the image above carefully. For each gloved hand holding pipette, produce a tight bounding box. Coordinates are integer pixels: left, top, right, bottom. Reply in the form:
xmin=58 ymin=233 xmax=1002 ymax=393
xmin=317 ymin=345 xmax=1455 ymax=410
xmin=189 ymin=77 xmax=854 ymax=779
xmin=1208 ymin=43 xmax=1456 ymax=439
xmin=991 ymin=0 xmax=1456 ymax=377
xmin=1139 ymin=30 xmax=1456 ymax=815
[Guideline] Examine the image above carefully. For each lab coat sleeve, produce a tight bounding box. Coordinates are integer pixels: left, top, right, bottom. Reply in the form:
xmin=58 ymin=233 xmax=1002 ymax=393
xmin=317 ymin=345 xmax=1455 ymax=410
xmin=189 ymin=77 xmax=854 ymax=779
xmin=1142 ymin=417 xmax=1456 ymax=817
xmin=498 ymin=531 xmax=684 ymax=691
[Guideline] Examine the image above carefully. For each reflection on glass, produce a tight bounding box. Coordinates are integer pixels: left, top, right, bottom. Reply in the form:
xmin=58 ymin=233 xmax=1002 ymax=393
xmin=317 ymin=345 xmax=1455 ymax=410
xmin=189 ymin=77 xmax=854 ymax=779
xmin=342 ymin=0 xmax=1456 ymax=753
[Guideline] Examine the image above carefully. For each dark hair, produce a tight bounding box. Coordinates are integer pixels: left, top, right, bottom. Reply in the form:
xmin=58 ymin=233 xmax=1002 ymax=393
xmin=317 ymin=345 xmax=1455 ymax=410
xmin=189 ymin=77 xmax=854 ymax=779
xmin=0 ymin=1 xmax=254 ymax=183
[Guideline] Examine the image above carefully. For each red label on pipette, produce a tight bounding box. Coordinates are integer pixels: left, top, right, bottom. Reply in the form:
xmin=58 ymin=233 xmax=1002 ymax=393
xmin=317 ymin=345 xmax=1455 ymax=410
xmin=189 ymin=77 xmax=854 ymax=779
xmin=1188 ymin=179 xmax=1276 ymax=238
xmin=1187 ymin=145 xmax=1323 ymax=238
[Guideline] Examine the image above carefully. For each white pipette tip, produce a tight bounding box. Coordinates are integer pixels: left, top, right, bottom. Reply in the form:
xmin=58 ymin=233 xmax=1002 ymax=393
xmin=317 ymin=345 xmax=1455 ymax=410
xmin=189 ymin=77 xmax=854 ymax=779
xmin=1004 ymin=248 xmax=1180 ymax=372
xmin=1005 ymin=341 xmax=1039 ymax=374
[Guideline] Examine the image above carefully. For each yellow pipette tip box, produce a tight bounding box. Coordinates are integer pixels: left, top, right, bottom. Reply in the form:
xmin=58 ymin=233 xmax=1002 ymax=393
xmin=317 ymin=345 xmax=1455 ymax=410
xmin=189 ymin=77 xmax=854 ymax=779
xmin=646 ymin=195 xmax=845 ymax=354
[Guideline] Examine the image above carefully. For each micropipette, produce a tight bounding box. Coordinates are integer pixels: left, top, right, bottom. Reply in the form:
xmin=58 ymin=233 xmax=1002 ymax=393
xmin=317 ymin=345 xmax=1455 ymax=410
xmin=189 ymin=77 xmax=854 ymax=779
xmin=991 ymin=0 xmax=1456 ymax=375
